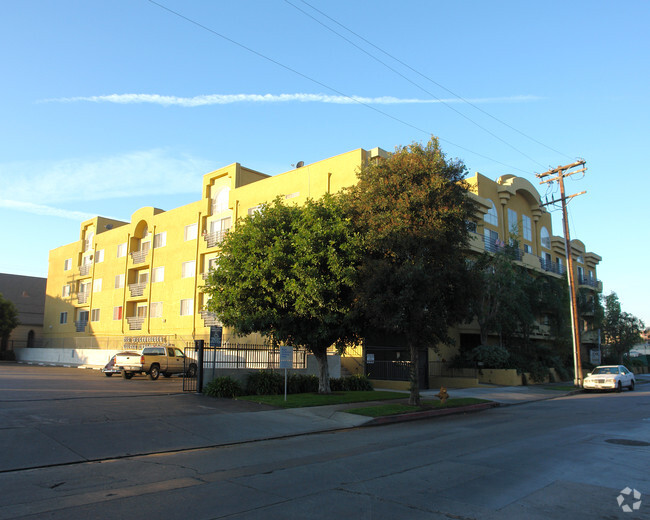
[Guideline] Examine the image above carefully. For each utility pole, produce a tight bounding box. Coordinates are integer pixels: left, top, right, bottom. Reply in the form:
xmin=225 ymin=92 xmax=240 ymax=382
xmin=537 ymin=160 xmax=587 ymax=387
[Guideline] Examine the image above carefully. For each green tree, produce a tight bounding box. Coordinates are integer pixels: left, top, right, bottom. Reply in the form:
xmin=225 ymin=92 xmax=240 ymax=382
xmin=345 ymin=138 xmax=477 ymax=405
xmin=204 ymin=194 xmax=362 ymax=394
xmin=0 ymin=292 xmax=19 ymax=352
xmin=602 ymin=292 xmax=644 ymax=364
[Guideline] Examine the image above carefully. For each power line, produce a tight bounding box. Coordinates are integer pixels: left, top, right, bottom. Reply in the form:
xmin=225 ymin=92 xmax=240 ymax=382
xmin=284 ymin=0 xmax=546 ymax=169
xmin=293 ymin=0 xmax=575 ymax=163
xmin=147 ymin=0 xmax=531 ymax=175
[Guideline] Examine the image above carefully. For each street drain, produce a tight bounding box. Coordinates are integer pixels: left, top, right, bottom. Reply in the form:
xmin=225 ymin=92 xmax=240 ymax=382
xmin=606 ymin=439 xmax=650 ymax=447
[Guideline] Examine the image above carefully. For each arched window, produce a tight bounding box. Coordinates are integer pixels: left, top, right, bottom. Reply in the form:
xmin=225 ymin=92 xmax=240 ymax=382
xmin=211 ymin=187 xmax=230 ymax=215
xmin=484 ymin=200 xmax=498 ymax=227
xmin=540 ymin=227 xmax=550 ymax=249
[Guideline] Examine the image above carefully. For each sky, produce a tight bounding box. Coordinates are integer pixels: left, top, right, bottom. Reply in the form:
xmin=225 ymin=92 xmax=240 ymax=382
xmin=0 ymin=0 xmax=648 ymax=325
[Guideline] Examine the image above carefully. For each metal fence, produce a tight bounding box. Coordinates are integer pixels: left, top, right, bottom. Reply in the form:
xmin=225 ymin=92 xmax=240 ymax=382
xmin=366 ymin=360 xmax=411 ymax=381
xmin=429 ymin=361 xmax=478 ymax=378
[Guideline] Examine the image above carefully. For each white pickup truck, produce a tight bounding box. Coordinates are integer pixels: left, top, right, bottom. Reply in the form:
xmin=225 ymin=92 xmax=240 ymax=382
xmin=115 ymin=346 xmax=197 ymax=380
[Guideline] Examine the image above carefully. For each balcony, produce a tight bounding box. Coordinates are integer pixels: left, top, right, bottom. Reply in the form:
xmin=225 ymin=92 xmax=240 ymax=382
xmin=203 ymin=229 xmax=229 ymax=248
xmin=539 ymin=257 xmax=566 ymax=276
xmin=74 ymin=320 xmax=88 ymax=332
xmin=578 ymin=274 xmax=600 ymax=289
xmin=126 ymin=316 xmax=145 ymax=330
xmin=130 ymin=249 xmax=149 ymax=264
xmin=77 ymin=292 xmax=89 ymax=304
xmin=79 ymin=264 xmax=92 ymax=276
xmin=199 ymin=309 xmax=220 ymax=327
xmin=128 ymin=282 xmax=147 ymax=297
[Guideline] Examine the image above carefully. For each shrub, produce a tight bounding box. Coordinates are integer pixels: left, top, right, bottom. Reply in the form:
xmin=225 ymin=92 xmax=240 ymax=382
xmin=468 ymin=344 xmax=510 ymax=368
xmin=330 ymin=374 xmax=374 ymax=392
xmin=245 ymin=370 xmax=284 ymax=395
xmin=287 ymin=374 xmax=319 ymax=394
xmin=204 ymin=376 xmax=243 ymax=398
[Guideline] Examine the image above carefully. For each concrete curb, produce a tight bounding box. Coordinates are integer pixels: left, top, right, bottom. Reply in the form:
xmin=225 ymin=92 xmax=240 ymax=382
xmin=362 ymin=401 xmax=501 ymax=426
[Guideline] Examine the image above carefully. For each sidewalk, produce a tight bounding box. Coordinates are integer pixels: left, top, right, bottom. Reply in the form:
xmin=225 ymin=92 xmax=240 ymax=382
xmin=0 ymin=382 xmax=579 ymax=474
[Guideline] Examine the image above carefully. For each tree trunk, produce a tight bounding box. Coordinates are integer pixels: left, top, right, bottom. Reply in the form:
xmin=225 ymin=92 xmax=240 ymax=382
xmin=408 ymin=342 xmax=420 ymax=406
xmin=313 ymin=349 xmax=331 ymax=394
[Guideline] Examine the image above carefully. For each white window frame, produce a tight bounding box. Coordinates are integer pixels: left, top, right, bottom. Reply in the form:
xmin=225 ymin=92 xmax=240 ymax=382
xmin=181 ymin=261 xmax=196 ymax=279
xmin=180 ymin=298 xmax=194 ymax=316
xmin=60 ymin=312 xmax=68 ymax=324
xmin=150 ymin=302 xmax=163 ymax=318
xmin=64 ymin=258 xmax=72 ymax=271
xmin=184 ymin=223 xmax=198 ymax=241
xmin=115 ymin=274 xmax=125 ymax=289
xmin=91 ymin=309 xmax=100 ymax=322
xmin=153 ymin=231 xmax=166 ymax=249
xmin=95 ymin=249 xmax=104 ymax=263
xmin=211 ymin=186 xmax=230 ymax=215
xmin=116 ymin=243 xmax=127 ymax=258
xmin=93 ymin=279 xmax=102 ymax=293
xmin=113 ymin=306 xmax=123 ymax=321
xmin=62 ymin=285 xmax=71 ymax=298
xmin=152 ymin=266 xmax=165 ymax=283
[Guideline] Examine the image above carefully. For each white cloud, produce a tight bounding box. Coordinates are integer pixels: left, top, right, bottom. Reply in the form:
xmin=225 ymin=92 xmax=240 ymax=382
xmin=0 ymin=149 xmax=213 ymax=205
xmin=42 ymin=93 xmax=541 ymax=107
xmin=0 ymin=200 xmax=97 ymax=221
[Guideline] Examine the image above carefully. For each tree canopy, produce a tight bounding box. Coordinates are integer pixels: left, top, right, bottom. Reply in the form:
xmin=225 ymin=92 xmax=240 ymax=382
xmin=0 ymin=292 xmax=19 ymax=351
xmin=603 ymin=292 xmax=644 ymax=363
xmin=204 ymin=194 xmax=362 ymax=393
xmin=344 ymin=137 xmax=477 ymax=405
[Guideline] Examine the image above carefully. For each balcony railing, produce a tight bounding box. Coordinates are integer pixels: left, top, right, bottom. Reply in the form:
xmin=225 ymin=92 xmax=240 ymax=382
xmin=74 ymin=320 xmax=88 ymax=332
xmin=578 ymin=275 xmax=599 ymax=288
xmin=128 ymin=282 xmax=147 ymax=297
xmin=130 ymin=249 xmax=148 ymax=264
xmin=79 ymin=264 xmax=92 ymax=276
xmin=203 ymin=229 xmax=229 ymax=248
xmin=199 ymin=309 xmax=220 ymax=327
xmin=471 ymin=232 xmax=524 ymax=261
xmin=539 ymin=257 xmax=566 ymax=276
xmin=126 ymin=316 xmax=145 ymax=330
xmin=77 ymin=292 xmax=89 ymax=304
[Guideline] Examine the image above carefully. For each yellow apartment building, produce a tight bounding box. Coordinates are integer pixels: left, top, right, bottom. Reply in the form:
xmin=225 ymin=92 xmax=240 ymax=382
xmin=38 ymin=146 xmax=601 ymax=377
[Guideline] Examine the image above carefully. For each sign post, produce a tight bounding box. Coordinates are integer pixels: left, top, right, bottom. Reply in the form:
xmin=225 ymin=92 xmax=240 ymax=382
xmin=279 ymin=346 xmax=293 ymax=401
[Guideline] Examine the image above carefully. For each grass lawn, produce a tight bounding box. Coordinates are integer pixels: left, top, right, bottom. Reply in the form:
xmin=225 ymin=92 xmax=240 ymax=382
xmin=346 ymin=398 xmax=492 ymax=418
xmin=236 ymin=390 xmax=407 ymax=408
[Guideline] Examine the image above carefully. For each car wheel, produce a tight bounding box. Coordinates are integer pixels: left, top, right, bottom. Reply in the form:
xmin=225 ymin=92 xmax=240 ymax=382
xmin=186 ymin=364 xmax=197 ymax=378
xmin=629 ymin=380 xmax=635 ymax=391
xmin=105 ymin=373 xmax=113 ymax=377
xmin=616 ymin=381 xmax=622 ymax=393
xmin=163 ymin=372 xmax=172 ymax=378
xmin=123 ymin=371 xmax=133 ymax=380
xmin=149 ymin=365 xmax=160 ymax=380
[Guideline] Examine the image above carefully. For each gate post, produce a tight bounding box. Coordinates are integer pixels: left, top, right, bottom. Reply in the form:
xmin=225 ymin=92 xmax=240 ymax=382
xmin=194 ymin=339 xmax=204 ymax=393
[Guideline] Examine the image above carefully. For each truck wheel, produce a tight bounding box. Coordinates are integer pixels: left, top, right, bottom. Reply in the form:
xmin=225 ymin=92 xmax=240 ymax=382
xmin=105 ymin=373 xmax=113 ymax=377
xmin=186 ymin=364 xmax=197 ymax=378
xmin=123 ymin=371 xmax=133 ymax=380
xmin=149 ymin=365 xmax=160 ymax=380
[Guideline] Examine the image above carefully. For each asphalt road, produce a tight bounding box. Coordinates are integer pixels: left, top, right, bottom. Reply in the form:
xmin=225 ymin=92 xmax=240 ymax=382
xmin=1 ymin=364 xmax=649 ymax=519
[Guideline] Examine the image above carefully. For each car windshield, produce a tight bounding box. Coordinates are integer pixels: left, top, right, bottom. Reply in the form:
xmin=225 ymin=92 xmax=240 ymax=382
xmin=592 ymin=367 xmax=618 ymax=375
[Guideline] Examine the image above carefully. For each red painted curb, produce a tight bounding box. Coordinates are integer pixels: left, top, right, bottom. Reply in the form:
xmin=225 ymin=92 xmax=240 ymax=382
xmin=363 ymin=401 xmax=500 ymax=426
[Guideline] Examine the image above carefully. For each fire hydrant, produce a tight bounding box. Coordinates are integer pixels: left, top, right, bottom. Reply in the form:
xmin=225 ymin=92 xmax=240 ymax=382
xmin=436 ymin=386 xmax=449 ymax=405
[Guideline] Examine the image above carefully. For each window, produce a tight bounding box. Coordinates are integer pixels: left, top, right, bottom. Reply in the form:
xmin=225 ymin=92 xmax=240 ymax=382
xmin=136 ymin=304 xmax=147 ymax=318
xmin=184 ymin=223 xmax=198 ymax=241
xmin=64 ymin=258 xmax=72 ymax=271
xmin=182 ymin=261 xmax=196 ymax=279
xmin=78 ymin=310 xmax=89 ymax=323
xmin=116 ymin=243 xmax=127 ymax=258
xmin=484 ymin=228 xmax=499 ymax=253
xmin=93 ymin=279 xmax=102 ymax=293
xmin=95 ymin=249 xmax=104 ymax=263
xmin=79 ymin=281 xmax=91 ymax=294
xmin=82 ymin=254 xmax=92 ymax=266
xmin=210 ymin=217 xmax=232 ymax=234
xmin=137 ymin=271 xmax=149 ymax=284
xmin=62 ymin=285 xmax=71 ymax=298
xmin=285 ymin=192 xmax=299 ymax=200
xmin=60 ymin=312 xmax=68 ymax=324
xmin=84 ymin=231 xmax=94 ymax=252
xmin=508 ymin=209 xmax=518 ymax=234
xmin=150 ymin=302 xmax=163 ymax=318
xmin=540 ymin=227 xmax=551 ymax=249
xmin=113 ymin=306 xmax=123 ymax=320
xmin=211 ymin=186 xmax=230 ymax=215
xmin=577 ymin=255 xmax=584 ymax=264
xmin=91 ymin=309 xmax=100 ymax=322
xmin=115 ymin=274 xmax=125 ymax=289
xmin=152 ymin=266 xmax=164 ymax=283
xmin=484 ymin=200 xmax=498 ymax=227
xmin=522 ymin=215 xmax=532 ymax=242
xmin=248 ymin=205 xmax=262 ymax=216
xmin=153 ymin=231 xmax=166 ymax=249
xmin=180 ymin=299 xmax=194 ymax=316
xmin=524 ymin=244 xmax=532 ymax=254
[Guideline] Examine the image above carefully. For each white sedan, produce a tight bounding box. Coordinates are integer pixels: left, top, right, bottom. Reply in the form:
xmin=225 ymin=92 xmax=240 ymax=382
xmin=583 ymin=365 xmax=635 ymax=392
